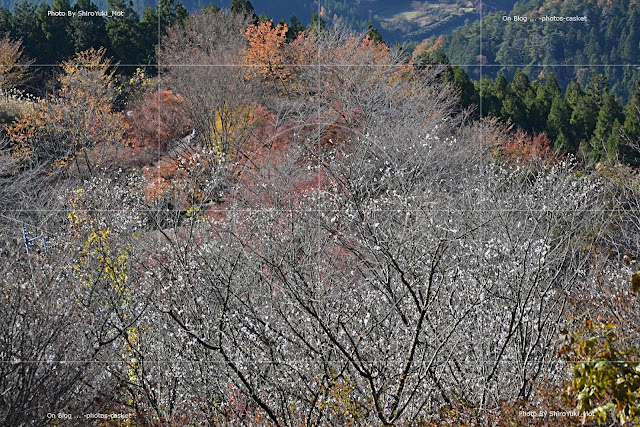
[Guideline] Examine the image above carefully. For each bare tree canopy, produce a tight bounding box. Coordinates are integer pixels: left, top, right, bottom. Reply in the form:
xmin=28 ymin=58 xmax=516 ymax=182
xmin=1 ymin=13 xmax=640 ymax=427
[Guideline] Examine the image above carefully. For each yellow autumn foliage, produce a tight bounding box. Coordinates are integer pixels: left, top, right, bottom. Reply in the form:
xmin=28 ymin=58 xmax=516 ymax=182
xmin=207 ymin=104 xmax=267 ymax=162
xmin=6 ymin=48 xmax=125 ymax=173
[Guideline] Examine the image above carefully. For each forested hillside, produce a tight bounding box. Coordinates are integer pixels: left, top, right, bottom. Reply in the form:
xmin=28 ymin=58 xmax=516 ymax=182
xmin=414 ymin=49 xmax=640 ymax=163
xmin=0 ymin=0 xmax=187 ymax=67
xmin=0 ymin=0 xmax=520 ymax=43
xmin=1 ymin=3 xmax=640 ymax=426
xmin=442 ymin=0 xmax=640 ymax=103
xmin=413 ymin=0 xmax=640 ymax=165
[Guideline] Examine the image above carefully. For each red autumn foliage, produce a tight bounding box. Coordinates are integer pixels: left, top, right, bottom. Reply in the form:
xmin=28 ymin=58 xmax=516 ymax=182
xmin=125 ymin=90 xmax=192 ymax=152
xmin=498 ymin=129 xmax=558 ymax=164
xmin=138 ymin=103 xmax=274 ymax=211
xmin=139 ymin=99 xmax=361 ymax=219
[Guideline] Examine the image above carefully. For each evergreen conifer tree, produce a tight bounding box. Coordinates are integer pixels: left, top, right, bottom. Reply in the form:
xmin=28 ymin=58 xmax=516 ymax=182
xmin=11 ymin=1 xmax=41 ymax=60
xmin=286 ymin=13 xmax=304 ymax=41
xmin=106 ymin=0 xmax=142 ymax=66
xmin=591 ymin=93 xmax=624 ymax=158
xmin=230 ymin=0 xmax=255 ymax=19
xmin=70 ymin=0 xmax=107 ymax=53
xmin=308 ymin=10 xmax=326 ymax=35
xmin=366 ymin=21 xmax=383 ymax=45
xmin=547 ymin=94 xmax=573 ymax=151
xmin=37 ymin=0 xmax=74 ymax=63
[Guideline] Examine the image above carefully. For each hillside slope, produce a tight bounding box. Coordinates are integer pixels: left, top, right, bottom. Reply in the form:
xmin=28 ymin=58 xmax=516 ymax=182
xmin=442 ymin=0 xmax=640 ymax=102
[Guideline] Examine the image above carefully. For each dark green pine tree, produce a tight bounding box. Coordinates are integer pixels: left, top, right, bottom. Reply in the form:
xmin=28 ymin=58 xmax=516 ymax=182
xmin=230 ymin=0 xmax=255 ymax=19
xmin=585 ymin=73 xmax=609 ymax=110
xmin=511 ymin=69 xmax=532 ymax=100
xmin=366 ymin=21 xmax=383 ymax=45
xmin=622 ymin=82 xmax=640 ymax=139
xmin=510 ymin=69 xmax=536 ymax=130
xmin=448 ymin=66 xmax=477 ymax=109
xmin=565 ymin=79 xmax=596 ymax=145
xmin=444 ymin=19 xmax=481 ymax=67
xmin=201 ymin=2 xmax=220 ymax=14
xmin=106 ymin=0 xmax=142 ymax=66
xmin=531 ymin=82 xmax=553 ymax=132
xmin=564 ymin=80 xmax=583 ymax=108
xmin=478 ymin=75 xmax=500 ymax=118
xmin=286 ymin=13 xmax=304 ymax=41
xmin=138 ymin=0 xmax=187 ymax=66
xmin=591 ymin=93 xmax=624 ymax=158
xmin=544 ymin=72 xmax=562 ymax=98
xmin=421 ymin=52 xmax=476 ymax=110
xmin=139 ymin=5 xmax=158 ymax=64
xmin=622 ymin=29 xmax=638 ymax=63
xmin=157 ymin=0 xmax=188 ymax=34
xmin=501 ymin=92 xmax=526 ymax=128
xmin=605 ymin=119 xmax=624 ymax=161
xmin=547 ymin=94 xmax=573 ymax=152
xmin=70 ymin=0 xmax=108 ymax=53
xmin=492 ymin=73 xmax=509 ymax=101
xmin=494 ymin=19 xmax=523 ymax=66
xmin=11 ymin=1 xmax=42 ymax=61
xmin=0 ymin=7 xmax=12 ymax=38
xmin=308 ymin=10 xmax=326 ymax=35
xmin=37 ymin=0 xmax=74 ymax=63
xmin=620 ymin=82 xmax=640 ymax=163
xmin=522 ymin=86 xmax=539 ymax=127
xmin=622 ymin=11 xmax=639 ymax=63
xmin=414 ymin=48 xmax=447 ymax=69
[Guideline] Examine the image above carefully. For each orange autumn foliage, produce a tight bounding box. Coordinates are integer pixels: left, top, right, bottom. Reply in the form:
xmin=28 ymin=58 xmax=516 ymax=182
xmin=243 ymin=22 xmax=392 ymax=88
xmin=6 ymin=48 xmax=125 ymax=172
xmin=142 ymin=148 xmax=217 ymax=208
xmin=313 ymin=32 xmax=390 ymax=68
xmin=140 ymin=104 xmax=271 ymax=208
xmin=142 ymin=156 xmax=186 ymax=203
xmin=243 ymin=20 xmax=291 ymax=82
xmin=0 ymin=37 xmax=33 ymax=90
xmin=411 ymin=35 xmax=445 ymax=63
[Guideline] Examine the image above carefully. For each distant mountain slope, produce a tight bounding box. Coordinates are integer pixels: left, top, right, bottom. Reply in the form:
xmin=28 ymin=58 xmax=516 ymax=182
xmin=182 ymin=0 xmax=519 ymax=43
xmin=441 ymin=0 xmax=640 ymax=102
xmin=182 ymin=0 xmax=315 ymax=23
xmin=0 ymin=0 xmax=518 ymax=44
xmin=366 ymin=0 xmax=516 ymax=42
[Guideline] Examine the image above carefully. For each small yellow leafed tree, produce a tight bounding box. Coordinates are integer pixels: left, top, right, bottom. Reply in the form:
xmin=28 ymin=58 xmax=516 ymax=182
xmin=6 ymin=47 xmax=126 ymax=174
xmin=0 ymin=38 xmax=33 ymax=91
